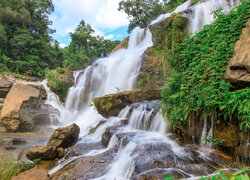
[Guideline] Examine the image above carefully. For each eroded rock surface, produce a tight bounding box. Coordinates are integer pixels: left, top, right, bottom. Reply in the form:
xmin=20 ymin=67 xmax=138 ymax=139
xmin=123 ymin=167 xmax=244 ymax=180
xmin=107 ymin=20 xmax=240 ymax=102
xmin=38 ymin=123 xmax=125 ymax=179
xmin=225 ymin=19 xmax=250 ymax=87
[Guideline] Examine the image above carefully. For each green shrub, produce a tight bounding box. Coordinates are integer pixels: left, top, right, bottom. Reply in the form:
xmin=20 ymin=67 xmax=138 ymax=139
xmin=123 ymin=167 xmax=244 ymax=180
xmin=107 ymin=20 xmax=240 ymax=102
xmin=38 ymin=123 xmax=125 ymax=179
xmin=161 ymin=2 xmax=250 ymax=132
xmin=45 ymin=70 xmax=71 ymax=102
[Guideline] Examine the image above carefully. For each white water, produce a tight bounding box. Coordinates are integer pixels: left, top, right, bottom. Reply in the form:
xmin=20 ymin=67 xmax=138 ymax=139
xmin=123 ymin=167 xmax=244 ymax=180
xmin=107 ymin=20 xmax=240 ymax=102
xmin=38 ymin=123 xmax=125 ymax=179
xmin=151 ymin=0 xmax=240 ymax=34
xmin=46 ymin=0 xmax=242 ymax=179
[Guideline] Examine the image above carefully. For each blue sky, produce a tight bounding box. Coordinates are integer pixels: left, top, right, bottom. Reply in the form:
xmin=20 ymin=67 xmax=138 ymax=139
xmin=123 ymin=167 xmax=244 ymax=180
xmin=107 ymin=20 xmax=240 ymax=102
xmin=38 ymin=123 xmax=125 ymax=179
xmin=49 ymin=0 xmax=130 ymax=48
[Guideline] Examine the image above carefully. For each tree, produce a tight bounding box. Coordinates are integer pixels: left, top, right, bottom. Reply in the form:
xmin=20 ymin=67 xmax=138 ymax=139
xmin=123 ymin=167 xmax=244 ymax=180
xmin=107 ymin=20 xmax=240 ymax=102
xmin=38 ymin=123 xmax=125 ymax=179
xmin=118 ymin=0 xmax=168 ymax=33
xmin=0 ymin=0 xmax=62 ymax=76
xmin=64 ymin=20 xmax=120 ymax=70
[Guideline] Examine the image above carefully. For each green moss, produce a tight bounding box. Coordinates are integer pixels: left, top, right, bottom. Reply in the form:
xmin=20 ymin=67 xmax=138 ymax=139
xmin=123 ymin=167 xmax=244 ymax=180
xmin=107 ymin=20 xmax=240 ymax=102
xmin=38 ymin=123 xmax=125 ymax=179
xmin=161 ymin=2 xmax=250 ymax=132
xmin=190 ymin=0 xmax=200 ymax=6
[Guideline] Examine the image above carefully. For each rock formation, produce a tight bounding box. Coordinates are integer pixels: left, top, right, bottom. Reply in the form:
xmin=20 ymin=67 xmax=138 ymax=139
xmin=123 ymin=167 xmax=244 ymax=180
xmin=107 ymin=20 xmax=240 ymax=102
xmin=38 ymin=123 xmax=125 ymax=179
xmin=225 ymin=19 xmax=250 ymax=87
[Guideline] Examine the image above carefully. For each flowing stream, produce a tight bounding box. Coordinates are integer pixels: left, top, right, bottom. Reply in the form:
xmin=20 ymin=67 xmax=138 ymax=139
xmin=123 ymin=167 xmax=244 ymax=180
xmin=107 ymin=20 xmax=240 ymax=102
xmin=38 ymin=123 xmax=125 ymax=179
xmin=43 ymin=0 xmax=242 ymax=179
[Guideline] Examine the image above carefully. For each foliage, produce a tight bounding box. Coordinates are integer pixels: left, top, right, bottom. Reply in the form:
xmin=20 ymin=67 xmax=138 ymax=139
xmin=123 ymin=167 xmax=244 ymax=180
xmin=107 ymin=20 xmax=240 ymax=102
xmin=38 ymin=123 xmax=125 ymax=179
xmin=202 ymin=135 xmax=225 ymax=145
xmin=0 ymin=155 xmax=41 ymax=180
xmin=64 ymin=20 xmax=120 ymax=70
xmin=161 ymin=2 xmax=250 ymax=132
xmin=118 ymin=0 xmax=170 ymax=33
xmin=0 ymin=1 xmax=119 ymax=76
xmin=201 ymin=167 xmax=250 ymax=180
xmin=0 ymin=0 xmax=63 ymax=76
xmin=45 ymin=70 xmax=70 ymax=101
xmin=164 ymin=167 xmax=250 ymax=180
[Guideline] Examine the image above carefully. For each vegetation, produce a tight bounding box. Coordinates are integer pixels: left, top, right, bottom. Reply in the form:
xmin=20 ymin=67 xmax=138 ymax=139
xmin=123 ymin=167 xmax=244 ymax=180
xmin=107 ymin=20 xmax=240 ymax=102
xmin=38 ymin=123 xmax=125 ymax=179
xmin=64 ymin=20 xmax=120 ymax=70
xmin=161 ymin=2 xmax=250 ymax=132
xmin=164 ymin=167 xmax=250 ymax=180
xmin=45 ymin=70 xmax=71 ymax=101
xmin=0 ymin=155 xmax=41 ymax=180
xmin=0 ymin=0 xmax=120 ymax=77
xmin=137 ymin=14 xmax=188 ymax=89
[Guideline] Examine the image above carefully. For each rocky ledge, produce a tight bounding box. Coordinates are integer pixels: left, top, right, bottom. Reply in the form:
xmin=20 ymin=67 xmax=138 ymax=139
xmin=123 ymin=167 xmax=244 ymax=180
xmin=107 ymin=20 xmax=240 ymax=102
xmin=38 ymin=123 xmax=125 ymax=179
xmin=225 ymin=19 xmax=250 ymax=87
xmin=93 ymin=89 xmax=162 ymax=118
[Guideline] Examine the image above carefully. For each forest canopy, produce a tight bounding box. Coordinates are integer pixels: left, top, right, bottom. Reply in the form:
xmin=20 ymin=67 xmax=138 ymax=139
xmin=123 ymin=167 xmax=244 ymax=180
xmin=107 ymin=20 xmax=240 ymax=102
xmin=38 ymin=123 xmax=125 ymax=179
xmin=0 ymin=0 xmax=120 ymax=76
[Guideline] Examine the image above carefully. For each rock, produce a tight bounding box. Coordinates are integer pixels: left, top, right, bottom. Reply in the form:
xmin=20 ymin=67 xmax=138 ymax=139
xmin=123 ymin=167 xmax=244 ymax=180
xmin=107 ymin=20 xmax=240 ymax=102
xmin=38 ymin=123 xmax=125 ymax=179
xmin=50 ymin=147 xmax=117 ymax=179
xmin=214 ymin=123 xmax=239 ymax=147
xmin=47 ymin=123 xmax=80 ymax=148
xmin=57 ymin=147 xmax=65 ymax=159
xmin=225 ymin=19 xmax=250 ymax=87
xmin=93 ymin=89 xmax=162 ymax=118
xmin=0 ymin=74 xmax=13 ymax=98
xmin=111 ymin=37 xmax=129 ymax=53
xmin=0 ymin=83 xmax=59 ymax=132
xmin=102 ymin=126 xmax=119 ymax=147
xmin=26 ymin=145 xmax=57 ymax=161
xmin=234 ymin=144 xmax=250 ymax=166
xmin=235 ymin=144 xmax=250 ymax=158
xmin=137 ymin=16 xmax=188 ymax=90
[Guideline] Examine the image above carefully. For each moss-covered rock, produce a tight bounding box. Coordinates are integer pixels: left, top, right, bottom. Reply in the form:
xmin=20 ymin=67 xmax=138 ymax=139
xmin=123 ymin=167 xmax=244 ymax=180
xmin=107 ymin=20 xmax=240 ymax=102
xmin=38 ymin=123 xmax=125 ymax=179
xmin=93 ymin=89 xmax=162 ymax=118
xmin=137 ymin=15 xmax=188 ymax=89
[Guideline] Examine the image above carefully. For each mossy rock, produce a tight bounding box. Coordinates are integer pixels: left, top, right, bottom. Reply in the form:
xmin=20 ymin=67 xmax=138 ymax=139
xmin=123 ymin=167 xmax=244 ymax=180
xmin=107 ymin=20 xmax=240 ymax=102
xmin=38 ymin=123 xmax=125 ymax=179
xmin=93 ymin=89 xmax=162 ymax=118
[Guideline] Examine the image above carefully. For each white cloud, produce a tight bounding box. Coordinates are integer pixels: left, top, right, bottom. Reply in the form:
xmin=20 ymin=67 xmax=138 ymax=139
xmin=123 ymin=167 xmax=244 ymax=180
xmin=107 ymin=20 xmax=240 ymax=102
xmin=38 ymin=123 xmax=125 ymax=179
xmin=104 ymin=34 xmax=114 ymax=40
xmin=59 ymin=43 xmax=67 ymax=48
xmin=50 ymin=0 xmax=129 ymax=41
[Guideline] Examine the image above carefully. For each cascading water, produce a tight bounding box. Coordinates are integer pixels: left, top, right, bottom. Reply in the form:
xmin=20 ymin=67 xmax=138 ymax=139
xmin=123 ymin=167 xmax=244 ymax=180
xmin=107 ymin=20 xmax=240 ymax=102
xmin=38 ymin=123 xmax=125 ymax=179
xmin=46 ymin=0 xmax=243 ymax=179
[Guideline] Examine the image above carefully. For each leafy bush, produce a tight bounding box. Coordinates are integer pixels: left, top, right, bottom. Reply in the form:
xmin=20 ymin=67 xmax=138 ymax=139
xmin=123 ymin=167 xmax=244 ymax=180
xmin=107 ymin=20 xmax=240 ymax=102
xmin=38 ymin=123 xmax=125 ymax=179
xmin=161 ymin=2 xmax=250 ymax=132
xmin=45 ymin=70 xmax=71 ymax=102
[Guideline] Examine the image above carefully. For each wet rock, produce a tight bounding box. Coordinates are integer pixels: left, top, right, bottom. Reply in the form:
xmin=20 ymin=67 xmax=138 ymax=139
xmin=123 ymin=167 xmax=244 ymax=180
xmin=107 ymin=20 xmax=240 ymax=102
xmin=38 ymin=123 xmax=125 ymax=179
xmin=225 ymin=19 xmax=250 ymax=87
xmin=90 ymin=120 xmax=106 ymax=134
xmin=93 ymin=89 xmax=162 ymax=118
xmin=50 ymin=147 xmax=118 ymax=179
xmin=0 ymin=83 xmax=59 ymax=132
xmin=47 ymin=123 xmax=80 ymax=148
xmin=26 ymin=145 xmax=58 ymax=161
xmin=102 ymin=126 xmax=119 ymax=147
xmin=0 ymin=137 xmax=27 ymax=146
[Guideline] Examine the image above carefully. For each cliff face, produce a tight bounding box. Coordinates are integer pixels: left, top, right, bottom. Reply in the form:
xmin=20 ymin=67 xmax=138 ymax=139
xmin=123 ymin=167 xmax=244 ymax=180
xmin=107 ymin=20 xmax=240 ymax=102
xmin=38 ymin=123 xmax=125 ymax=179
xmin=225 ymin=19 xmax=250 ymax=87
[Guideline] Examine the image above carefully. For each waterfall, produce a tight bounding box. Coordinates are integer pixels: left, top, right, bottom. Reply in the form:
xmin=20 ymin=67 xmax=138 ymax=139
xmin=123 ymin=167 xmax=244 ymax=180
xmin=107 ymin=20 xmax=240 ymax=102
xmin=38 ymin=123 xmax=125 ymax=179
xmin=47 ymin=0 xmax=242 ymax=179
xmin=151 ymin=0 xmax=241 ymax=34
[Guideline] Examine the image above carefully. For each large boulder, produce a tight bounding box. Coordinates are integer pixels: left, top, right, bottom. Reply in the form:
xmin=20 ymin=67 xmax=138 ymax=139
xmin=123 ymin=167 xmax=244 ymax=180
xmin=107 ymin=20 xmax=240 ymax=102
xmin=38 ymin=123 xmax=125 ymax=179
xmin=93 ymin=89 xmax=162 ymax=118
xmin=26 ymin=145 xmax=58 ymax=161
xmin=47 ymin=123 xmax=80 ymax=148
xmin=0 ymin=83 xmax=58 ymax=132
xmin=225 ymin=19 xmax=250 ymax=87
xmin=26 ymin=144 xmax=64 ymax=161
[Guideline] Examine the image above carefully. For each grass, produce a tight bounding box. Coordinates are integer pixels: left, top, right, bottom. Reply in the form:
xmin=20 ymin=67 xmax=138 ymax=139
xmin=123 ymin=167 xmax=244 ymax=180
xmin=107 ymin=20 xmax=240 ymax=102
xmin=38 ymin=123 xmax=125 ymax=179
xmin=0 ymin=154 xmax=38 ymax=180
